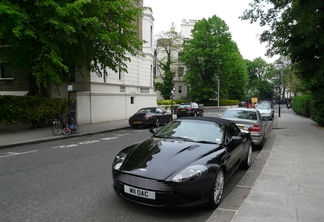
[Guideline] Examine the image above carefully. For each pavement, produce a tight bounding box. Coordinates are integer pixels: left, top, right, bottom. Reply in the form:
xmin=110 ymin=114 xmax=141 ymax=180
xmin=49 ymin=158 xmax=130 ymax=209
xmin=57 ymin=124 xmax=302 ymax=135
xmin=1 ymin=106 xmax=324 ymax=221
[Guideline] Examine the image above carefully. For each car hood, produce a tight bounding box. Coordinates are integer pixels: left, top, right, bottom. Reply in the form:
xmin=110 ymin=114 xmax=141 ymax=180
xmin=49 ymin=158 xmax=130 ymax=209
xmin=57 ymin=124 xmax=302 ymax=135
xmin=120 ymin=138 xmax=219 ymax=180
xmin=257 ymin=109 xmax=272 ymax=114
xmin=221 ymin=117 xmax=256 ymax=126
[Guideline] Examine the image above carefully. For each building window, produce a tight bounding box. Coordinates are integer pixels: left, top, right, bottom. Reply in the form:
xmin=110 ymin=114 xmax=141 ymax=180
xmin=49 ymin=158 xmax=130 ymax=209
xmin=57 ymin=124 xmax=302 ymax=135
xmin=131 ymin=97 xmax=134 ymax=104
xmin=178 ymin=67 xmax=184 ymax=77
xmin=0 ymin=63 xmax=14 ymax=78
xmin=118 ymin=67 xmax=122 ymax=80
xmin=183 ymin=38 xmax=189 ymax=44
xmin=150 ymin=26 xmax=153 ymax=48
xmin=178 ymin=52 xmax=182 ymax=60
xmin=187 ymin=85 xmax=190 ymax=93
xmin=120 ymin=86 xmax=126 ymax=92
xmin=178 ymin=85 xmax=182 ymax=94
xmin=140 ymin=88 xmax=149 ymax=93
xmin=150 ymin=64 xmax=153 ymax=87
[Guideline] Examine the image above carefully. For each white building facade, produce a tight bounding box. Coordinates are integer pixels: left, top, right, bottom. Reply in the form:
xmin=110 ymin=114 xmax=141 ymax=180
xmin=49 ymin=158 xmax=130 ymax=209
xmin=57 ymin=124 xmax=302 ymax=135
xmin=155 ymin=19 xmax=198 ymax=100
xmin=48 ymin=8 xmax=157 ymax=124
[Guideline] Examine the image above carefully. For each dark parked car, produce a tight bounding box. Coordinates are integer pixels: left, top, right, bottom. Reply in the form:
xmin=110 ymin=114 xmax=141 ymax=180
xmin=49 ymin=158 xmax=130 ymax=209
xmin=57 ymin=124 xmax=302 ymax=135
xmin=238 ymin=101 xmax=247 ymax=107
xmin=176 ymin=102 xmax=204 ymax=118
xmin=128 ymin=107 xmax=173 ymax=128
xmin=112 ymin=116 xmax=252 ymax=209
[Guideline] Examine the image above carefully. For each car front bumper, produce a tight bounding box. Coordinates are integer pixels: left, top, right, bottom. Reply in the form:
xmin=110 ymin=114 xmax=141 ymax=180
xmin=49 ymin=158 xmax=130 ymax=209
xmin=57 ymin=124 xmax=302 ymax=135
xmin=112 ymin=173 xmax=212 ymax=208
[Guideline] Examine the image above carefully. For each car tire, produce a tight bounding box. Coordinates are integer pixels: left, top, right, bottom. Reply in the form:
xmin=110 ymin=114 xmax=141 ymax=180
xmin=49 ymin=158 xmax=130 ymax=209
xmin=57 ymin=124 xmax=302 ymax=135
xmin=168 ymin=116 xmax=173 ymax=122
xmin=201 ymin=111 xmax=204 ymax=117
xmin=208 ymin=168 xmax=224 ymax=209
xmin=241 ymin=141 xmax=252 ymax=170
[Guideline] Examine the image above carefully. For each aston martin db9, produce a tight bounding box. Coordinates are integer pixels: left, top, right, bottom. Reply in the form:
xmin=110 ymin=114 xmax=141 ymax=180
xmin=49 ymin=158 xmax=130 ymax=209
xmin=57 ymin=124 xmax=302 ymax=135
xmin=112 ymin=116 xmax=252 ymax=209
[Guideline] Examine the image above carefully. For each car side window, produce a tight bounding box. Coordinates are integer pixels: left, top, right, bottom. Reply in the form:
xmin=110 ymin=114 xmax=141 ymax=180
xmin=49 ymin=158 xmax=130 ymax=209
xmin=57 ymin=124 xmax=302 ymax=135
xmin=226 ymin=123 xmax=241 ymax=143
xmin=192 ymin=103 xmax=198 ymax=108
xmin=156 ymin=108 xmax=163 ymax=113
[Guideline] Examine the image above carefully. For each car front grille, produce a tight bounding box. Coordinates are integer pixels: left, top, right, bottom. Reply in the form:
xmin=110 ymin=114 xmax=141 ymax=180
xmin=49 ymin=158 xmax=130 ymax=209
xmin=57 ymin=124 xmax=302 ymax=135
xmin=116 ymin=173 xmax=173 ymax=192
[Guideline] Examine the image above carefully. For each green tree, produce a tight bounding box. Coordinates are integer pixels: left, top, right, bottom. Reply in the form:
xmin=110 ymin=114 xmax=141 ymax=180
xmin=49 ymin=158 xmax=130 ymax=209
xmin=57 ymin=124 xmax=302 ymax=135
xmin=245 ymin=57 xmax=275 ymax=100
xmin=154 ymin=28 xmax=183 ymax=99
xmin=240 ymin=0 xmax=324 ymax=125
xmin=180 ymin=15 xmax=248 ymax=102
xmin=0 ymin=0 xmax=147 ymax=89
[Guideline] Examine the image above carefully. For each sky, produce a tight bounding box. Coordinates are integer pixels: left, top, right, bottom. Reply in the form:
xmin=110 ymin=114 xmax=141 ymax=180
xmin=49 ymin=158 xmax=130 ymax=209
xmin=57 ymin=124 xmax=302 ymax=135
xmin=144 ymin=0 xmax=277 ymax=63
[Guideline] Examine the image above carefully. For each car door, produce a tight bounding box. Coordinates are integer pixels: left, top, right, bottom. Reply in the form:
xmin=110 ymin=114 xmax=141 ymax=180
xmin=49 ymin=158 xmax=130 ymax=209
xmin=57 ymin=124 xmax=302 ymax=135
xmin=191 ymin=102 xmax=200 ymax=115
xmin=224 ymin=123 xmax=244 ymax=175
xmin=155 ymin=107 xmax=167 ymax=123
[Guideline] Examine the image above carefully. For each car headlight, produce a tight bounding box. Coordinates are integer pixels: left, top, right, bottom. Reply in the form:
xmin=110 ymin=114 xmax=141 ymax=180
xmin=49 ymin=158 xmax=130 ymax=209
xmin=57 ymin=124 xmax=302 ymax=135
xmin=113 ymin=152 xmax=127 ymax=170
xmin=172 ymin=165 xmax=208 ymax=182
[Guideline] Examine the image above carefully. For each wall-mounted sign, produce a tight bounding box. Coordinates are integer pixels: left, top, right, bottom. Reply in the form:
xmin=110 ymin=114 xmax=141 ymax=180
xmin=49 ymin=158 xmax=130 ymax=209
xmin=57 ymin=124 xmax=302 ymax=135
xmin=67 ymin=85 xmax=73 ymax=91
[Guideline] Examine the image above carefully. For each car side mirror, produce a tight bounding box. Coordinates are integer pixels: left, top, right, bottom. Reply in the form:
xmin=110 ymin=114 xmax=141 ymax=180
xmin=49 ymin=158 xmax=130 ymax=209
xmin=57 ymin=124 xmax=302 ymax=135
xmin=226 ymin=136 xmax=242 ymax=147
xmin=230 ymin=136 xmax=242 ymax=144
xmin=149 ymin=128 xmax=157 ymax=134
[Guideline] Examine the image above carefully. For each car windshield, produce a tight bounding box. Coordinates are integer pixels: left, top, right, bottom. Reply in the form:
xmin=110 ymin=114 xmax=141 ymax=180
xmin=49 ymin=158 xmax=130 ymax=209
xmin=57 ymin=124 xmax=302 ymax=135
xmin=256 ymin=104 xmax=271 ymax=109
xmin=137 ymin=108 xmax=153 ymax=113
xmin=155 ymin=120 xmax=224 ymax=144
xmin=179 ymin=104 xmax=191 ymax=108
xmin=222 ymin=110 xmax=257 ymax=120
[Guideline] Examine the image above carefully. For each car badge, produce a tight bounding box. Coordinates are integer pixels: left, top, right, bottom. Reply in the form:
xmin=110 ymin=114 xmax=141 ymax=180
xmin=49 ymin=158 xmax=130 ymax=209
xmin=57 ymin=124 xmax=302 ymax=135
xmin=140 ymin=168 xmax=147 ymax=172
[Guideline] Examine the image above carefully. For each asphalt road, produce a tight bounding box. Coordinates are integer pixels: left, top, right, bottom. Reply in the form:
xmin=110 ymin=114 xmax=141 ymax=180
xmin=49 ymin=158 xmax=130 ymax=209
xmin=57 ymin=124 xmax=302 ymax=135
xmin=0 ymin=112 xmax=273 ymax=222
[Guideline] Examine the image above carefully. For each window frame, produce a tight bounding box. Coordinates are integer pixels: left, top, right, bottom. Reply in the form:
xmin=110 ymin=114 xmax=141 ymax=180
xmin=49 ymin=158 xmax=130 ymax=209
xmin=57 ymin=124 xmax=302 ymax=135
xmin=0 ymin=62 xmax=14 ymax=79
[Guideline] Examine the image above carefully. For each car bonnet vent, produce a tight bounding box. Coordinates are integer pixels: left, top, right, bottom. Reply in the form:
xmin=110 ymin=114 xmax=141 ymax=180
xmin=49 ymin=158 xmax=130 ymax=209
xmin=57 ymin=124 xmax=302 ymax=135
xmin=187 ymin=144 xmax=200 ymax=150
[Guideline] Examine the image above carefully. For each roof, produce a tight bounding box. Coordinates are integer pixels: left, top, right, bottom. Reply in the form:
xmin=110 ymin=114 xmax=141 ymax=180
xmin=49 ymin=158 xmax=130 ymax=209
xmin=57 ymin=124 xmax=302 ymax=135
xmin=177 ymin=116 xmax=234 ymax=126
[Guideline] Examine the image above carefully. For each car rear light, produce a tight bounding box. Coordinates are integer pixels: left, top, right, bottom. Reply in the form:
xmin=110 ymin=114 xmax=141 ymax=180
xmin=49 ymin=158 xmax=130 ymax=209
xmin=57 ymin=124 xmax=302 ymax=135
xmin=248 ymin=124 xmax=261 ymax=132
xmin=145 ymin=115 xmax=153 ymax=119
xmin=188 ymin=108 xmax=194 ymax=111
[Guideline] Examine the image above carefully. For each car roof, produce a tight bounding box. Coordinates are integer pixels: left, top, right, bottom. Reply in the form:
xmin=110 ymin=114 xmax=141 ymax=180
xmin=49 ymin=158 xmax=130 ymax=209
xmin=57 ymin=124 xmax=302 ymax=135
xmin=224 ymin=107 xmax=257 ymax=111
xmin=138 ymin=107 xmax=158 ymax=109
xmin=177 ymin=116 xmax=234 ymax=126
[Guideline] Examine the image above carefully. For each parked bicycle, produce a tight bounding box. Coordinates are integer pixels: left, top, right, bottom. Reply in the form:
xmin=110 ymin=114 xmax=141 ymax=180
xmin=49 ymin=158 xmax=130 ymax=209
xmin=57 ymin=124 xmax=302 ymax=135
xmin=52 ymin=113 xmax=64 ymax=135
xmin=62 ymin=111 xmax=80 ymax=135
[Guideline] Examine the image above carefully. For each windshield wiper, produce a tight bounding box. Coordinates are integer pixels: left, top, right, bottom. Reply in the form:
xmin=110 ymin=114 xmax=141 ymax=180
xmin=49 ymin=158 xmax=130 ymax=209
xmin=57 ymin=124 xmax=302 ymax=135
xmin=163 ymin=136 xmax=196 ymax=142
xmin=194 ymin=140 xmax=219 ymax=144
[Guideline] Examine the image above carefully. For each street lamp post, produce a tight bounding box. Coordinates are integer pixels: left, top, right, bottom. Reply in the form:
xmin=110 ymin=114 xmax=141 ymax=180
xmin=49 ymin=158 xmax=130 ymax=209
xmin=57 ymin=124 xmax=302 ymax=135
xmin=277 ymin=64 xmax=283 ymax=117
xmin=171 ymin=87 xmax=175 ymax=115
xmin=214 ymin=74 xmax=220 ymax=111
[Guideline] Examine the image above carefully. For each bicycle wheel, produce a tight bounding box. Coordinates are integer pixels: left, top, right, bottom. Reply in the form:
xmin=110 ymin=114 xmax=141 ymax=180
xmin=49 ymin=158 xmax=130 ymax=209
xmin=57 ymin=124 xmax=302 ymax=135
xmin=63 ymin=125 xmax=71 ymax=135
xmin=73 ymin=124 xmax=80 ymax=134
xmin=52 ymin=122 xmax=63 ymax=135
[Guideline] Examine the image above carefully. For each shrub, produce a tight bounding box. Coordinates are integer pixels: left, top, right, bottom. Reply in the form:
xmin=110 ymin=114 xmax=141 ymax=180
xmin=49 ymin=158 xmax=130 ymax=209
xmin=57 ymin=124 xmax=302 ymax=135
xmin=0 ymin=95 xmax=69 ymax=126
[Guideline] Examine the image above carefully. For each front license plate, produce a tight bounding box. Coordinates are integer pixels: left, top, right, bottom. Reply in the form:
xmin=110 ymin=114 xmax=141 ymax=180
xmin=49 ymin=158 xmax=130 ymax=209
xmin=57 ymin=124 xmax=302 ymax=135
xmin=124 ymin=185 xmax=156 ymax=200
xmin=133 ymin=121 xmax=142 ymax=124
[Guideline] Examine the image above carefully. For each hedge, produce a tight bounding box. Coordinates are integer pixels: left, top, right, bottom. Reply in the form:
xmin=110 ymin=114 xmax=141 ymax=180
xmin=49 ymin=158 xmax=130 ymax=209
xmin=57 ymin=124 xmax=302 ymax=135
xmin=0 ymin=95 xmax=69 ymax=125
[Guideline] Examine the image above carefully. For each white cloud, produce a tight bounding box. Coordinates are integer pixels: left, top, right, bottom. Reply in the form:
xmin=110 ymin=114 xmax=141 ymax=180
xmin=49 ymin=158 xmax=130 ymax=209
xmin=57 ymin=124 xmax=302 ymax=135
xmin=144 ymin=0 xmax=277 ymax=63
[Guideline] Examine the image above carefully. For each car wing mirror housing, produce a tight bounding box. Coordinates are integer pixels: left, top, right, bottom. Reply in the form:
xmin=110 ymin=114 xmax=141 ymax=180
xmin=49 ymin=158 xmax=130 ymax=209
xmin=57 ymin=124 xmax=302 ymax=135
xmin=227 ymin=136 xmax=242 ymax=147
xmin=149 ymin=128 xmax=157 ymax=134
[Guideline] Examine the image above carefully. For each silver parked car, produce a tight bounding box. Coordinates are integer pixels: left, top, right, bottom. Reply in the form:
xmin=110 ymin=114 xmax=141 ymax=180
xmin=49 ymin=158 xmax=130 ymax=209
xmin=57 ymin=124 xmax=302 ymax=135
xmin=255 ymin=102 xmax=274 ymax=120
xmin=220 ymin=108 xmax=266 ymax=149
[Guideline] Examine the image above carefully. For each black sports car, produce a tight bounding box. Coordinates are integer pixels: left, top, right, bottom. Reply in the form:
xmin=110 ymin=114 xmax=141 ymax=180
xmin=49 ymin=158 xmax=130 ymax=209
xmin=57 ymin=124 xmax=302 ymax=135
xmin=112 ymin=116 xmax=252 ymax=209
xmin=128 ymin=107 xmax=173 ymax=128
xmin=176 ymin=102 xmax=204 ymax=118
